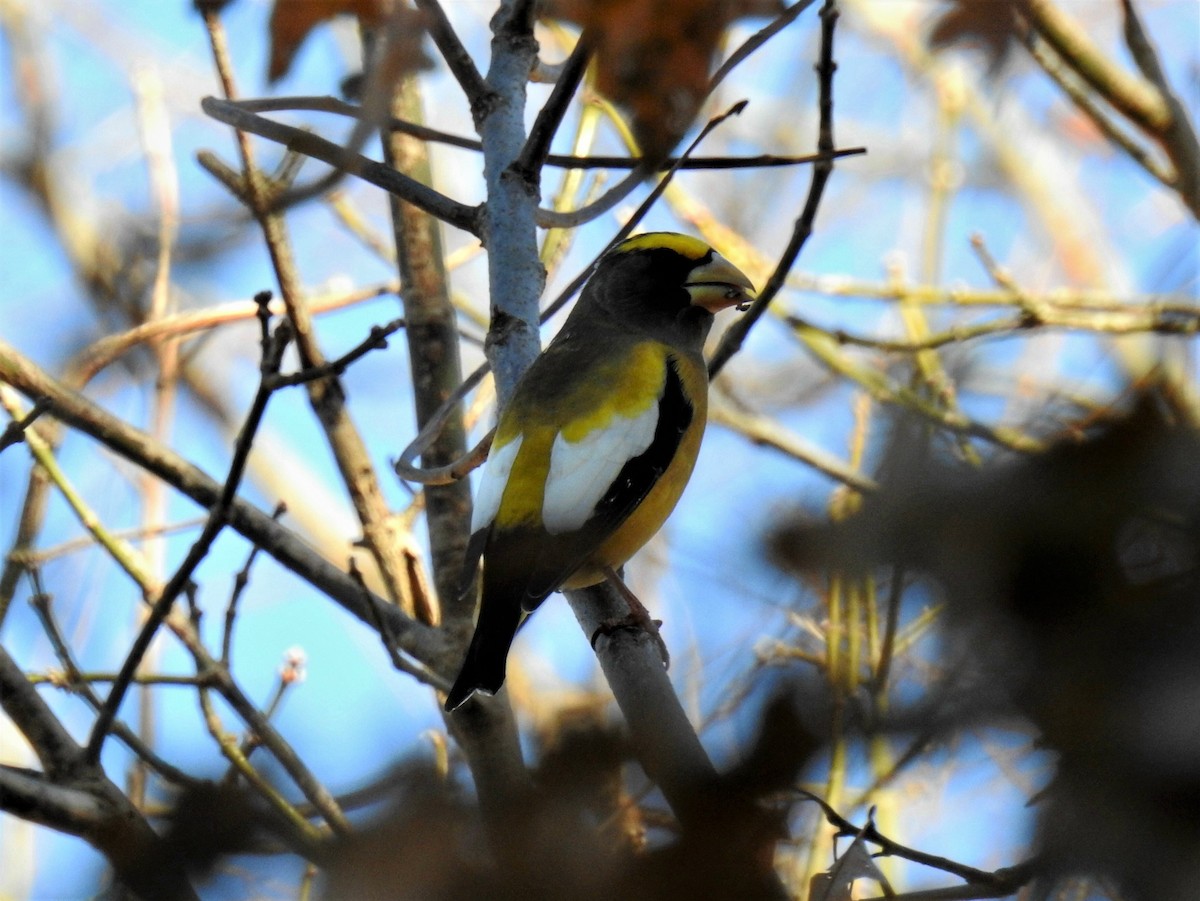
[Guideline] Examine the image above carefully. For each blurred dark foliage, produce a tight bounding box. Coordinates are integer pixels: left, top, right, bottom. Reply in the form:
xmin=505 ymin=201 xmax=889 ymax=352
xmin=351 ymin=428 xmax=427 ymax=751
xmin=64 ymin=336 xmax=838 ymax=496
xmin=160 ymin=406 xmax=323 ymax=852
xmin=141 ymin=695 xmax=816 ymax=900
xmin=321 ymin=695 xmax=812 ymax=901
xmin=98 ymin=780 xmax=307 ymax=900
xmin=160 ymin=782 xmax=280 ymax=876
xmin=769 ymin=387 xmax=1200 ymax=901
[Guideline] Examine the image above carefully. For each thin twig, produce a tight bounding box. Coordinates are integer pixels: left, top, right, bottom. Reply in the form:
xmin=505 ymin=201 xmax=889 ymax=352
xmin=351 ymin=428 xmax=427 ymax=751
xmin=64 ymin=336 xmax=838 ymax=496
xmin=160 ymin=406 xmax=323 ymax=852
xmin=533 ymin=164 xmax=652 ymax=229
xmin=223 ymin=502 xmax=287 ymax=664
xmin=132 ymin=62 xmax=182 ymax=809
xmin=709 ymin=399 xmax=877 ymax=492
xmin=413 ymin=0 xmax=493 ymax=121
xmin=870 ymin=566 xmax=906 ymax=696
xmin=85 ymin=301 xmax=292 ymax=763
xmin=1020 ymin=0 xmax=1170 ymax=133
xmin=393 ymin=364 xmax=492 ymax=486
xmin=0 ymin=337 xmax=435 ymax=657
xmin=218 ymin=657 xmax=301 ymax=782
xmin=231 ymin=93 xmax=866 ymax=171
xmin=28 ymin=582 xmax=199 ymax=788
xmin=1025 ymin=31 xmax=1175 ymax=191
xmin=180 ymin=597 xmax=352 ymax=837
xmin=270 ymin=317 xmax=406 ymax=388
xmin=798 ymin=788 xmax=1038 ymax=891
xmin=539 ymin=99 xmax=754 ymax=322
xmin=352 ymin=558 xmax=450 ymax=691
xmin=1119 ymin=0 xmax=1200 ymax=218
xmin=788 ymin=320 xmax=1045 ymax=452
xmin=709 ymin=0 xmax=842 ymax=377
xmin=709 ymin=0 xmax=819 ymax=93
xmin=784 ymin=272 xmax=1194 ymax=315
xmin=786 ymin=305 xmax=1199 ymax=351
xmin=30 ymin=671 xmax=213 ymax=689
xmin=73 ymin=282 xmax=398 ymax=385
xmin=0 ymin=385 xmax=160 ymax=591
xmin=0 ymin=396 xmax=50 ymax=452
xmin=514 ymin=34 xmax=592 ymax=179
xmin=195 ymin=679 xmax=325 ymax=847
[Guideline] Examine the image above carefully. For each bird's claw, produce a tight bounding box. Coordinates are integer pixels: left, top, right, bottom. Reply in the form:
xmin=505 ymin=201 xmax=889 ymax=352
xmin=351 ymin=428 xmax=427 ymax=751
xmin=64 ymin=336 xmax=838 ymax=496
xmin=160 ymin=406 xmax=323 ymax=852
xmin=590 ymin=614 xmax=670 ymax=669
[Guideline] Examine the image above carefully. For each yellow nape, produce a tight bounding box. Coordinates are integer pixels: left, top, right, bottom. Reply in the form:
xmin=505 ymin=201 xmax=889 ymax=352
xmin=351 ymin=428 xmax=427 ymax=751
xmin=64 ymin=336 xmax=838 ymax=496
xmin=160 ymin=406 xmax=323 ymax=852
xmin=615 ymin=233 xmax=711 ymax=260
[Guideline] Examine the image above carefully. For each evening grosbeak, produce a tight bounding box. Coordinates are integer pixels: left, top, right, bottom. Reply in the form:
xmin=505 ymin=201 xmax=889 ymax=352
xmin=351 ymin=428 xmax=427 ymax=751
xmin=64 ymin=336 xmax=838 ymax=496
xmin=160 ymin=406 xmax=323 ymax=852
xmin=445 ymin=233 xmax=755 ymax=710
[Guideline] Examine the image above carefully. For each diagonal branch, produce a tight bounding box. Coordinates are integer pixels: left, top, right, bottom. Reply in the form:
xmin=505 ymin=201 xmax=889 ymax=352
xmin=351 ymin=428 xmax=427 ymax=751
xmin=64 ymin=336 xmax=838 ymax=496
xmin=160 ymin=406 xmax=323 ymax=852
xmin=0 ymin=764 xmax=200 ymax=901
xmin=1024 ymin=31 xmax=1176 ymax=191
xmin=199 ymin=97 xmax=481 ymax=233
xmin=1019 ymin=0 xmax=1170 ymax=133
xmin=565 ymin=581 xmax=720 ymax=822
xmin=29 ymin=588 xmax=200 ymax=788
xmin=1120 ymin=0 xmax=1200 ymax=218
xmin=0 ymin=395 xmax=49 ymax=452
xmin=709 ymin=0 xmax=819 ymax=93
xmin=709 ymin=0 xmax=842 ymax=377
xmin=0 ymin=650 xmax=199 ymax=898
xmin=0 ymin=337 xmax=444 ymax=664
xmin=0 ymin=644 xmax=83 ymax=777
xmin=84 ymin=303 xmax=291 ymax=762
xmin=513 ymin=34 xmax=592 ymax=180
xmin=414 ymin=0 xmax=493 ymax=121
xmin=798 ymin=789 xmax=1037 ymax=893
xmin=202 ymin=9 xmax=436 ymax=618
xmin=535 ymin=98 xmax=749 ymax=232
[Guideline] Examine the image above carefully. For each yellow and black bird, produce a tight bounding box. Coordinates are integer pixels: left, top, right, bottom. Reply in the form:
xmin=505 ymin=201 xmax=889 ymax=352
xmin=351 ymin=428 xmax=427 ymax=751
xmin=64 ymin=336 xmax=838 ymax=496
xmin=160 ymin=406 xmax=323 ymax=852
xmin=445 ymin=233 xmax=755 ymax=711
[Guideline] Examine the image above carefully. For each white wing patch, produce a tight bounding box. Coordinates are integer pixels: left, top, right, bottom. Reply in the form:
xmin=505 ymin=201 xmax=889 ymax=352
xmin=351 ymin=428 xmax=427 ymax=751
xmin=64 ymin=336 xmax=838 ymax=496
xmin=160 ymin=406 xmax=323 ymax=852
xmin=542 ymin=404 xmax=659 ymax=535
xmin=470 ymin=434 xmax=524 ymax=533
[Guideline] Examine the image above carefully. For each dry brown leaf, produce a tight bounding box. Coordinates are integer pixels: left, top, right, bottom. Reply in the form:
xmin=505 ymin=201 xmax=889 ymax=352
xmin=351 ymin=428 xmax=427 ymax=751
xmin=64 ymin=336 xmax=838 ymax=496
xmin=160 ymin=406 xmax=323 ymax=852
xmin=268 ymin=0 xmax=391 ymax=83
xmin=545 ymin=0 xmax=784 ymax=161
xmin=926 ymin=0 xmax=1024 ymax=71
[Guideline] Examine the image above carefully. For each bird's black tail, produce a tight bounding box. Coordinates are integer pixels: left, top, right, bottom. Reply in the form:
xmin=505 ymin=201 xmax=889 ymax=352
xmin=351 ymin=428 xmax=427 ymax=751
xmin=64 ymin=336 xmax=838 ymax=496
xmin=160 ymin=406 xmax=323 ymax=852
xmin=444 ymin=595 xmax=521 ymax=711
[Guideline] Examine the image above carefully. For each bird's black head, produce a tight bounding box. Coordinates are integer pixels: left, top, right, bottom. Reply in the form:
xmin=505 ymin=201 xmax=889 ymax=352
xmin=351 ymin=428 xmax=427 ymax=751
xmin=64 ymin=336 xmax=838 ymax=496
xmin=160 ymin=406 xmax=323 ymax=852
xmin=578 ymin=233 xmax=755 ymax=347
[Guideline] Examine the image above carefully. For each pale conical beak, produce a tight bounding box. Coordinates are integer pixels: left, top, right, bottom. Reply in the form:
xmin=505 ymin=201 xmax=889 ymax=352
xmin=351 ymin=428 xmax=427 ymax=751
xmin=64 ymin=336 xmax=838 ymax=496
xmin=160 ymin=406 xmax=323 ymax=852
xmin=684 ymin=252 xmax=756 ymax=313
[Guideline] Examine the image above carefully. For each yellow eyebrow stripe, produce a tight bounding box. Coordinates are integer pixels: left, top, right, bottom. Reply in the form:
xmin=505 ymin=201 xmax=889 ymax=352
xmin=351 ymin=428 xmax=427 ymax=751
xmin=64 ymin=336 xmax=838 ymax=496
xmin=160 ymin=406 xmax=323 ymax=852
xmin=615 ymin=233 xmax=711 ymax=260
